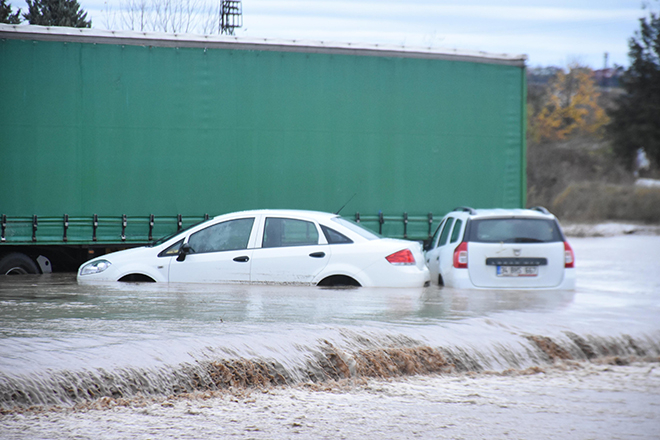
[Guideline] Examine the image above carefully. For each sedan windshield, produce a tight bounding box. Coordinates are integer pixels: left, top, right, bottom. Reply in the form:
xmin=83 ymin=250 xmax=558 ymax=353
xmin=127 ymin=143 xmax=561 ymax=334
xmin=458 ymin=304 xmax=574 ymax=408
xmin=149 ymin=220 xmax=206 ymax=247
xmin=466 ymin=218 xmax=563 ymax=243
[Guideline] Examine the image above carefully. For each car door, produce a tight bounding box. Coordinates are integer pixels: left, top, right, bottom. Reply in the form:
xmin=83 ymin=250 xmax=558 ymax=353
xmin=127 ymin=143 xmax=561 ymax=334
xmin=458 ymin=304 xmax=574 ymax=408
xmin=441 ymin=218 xmax=464 ymax=276
xmin=427 ymin=217 xmax=456 ymax=284
xmin=250 ymin=216 xmax=330 ymax=283
xmin=168 ymin=217 xmax=257 ymax=283
xmin=425 ymin=218 xmax=447 ymax=284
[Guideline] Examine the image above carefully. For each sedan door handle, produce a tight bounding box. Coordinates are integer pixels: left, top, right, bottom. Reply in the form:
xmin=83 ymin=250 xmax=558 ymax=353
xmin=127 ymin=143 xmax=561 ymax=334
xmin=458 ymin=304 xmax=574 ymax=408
xmin=309 ymin=252 xmax=326 ymax=258
xmin=233 ymin=256 xmax=250 ymax=262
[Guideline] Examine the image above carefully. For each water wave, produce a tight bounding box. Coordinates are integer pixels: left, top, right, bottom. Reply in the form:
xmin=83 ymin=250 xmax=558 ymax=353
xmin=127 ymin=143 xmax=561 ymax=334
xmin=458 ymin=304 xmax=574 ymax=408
xmin=2 ymin=329 xmax=658 ymax=412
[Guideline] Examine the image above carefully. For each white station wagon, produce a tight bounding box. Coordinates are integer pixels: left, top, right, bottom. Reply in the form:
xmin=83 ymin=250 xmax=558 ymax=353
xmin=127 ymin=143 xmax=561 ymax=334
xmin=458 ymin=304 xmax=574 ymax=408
xmin=78 ymin=209 xmax=430 ymax=288
xmin=424 ymin=207 xmax=575 ymax=290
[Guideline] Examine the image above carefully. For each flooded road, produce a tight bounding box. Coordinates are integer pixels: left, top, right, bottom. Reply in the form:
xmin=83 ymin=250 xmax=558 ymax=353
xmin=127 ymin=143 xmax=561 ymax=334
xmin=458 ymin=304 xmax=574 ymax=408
xmin=1 ymin=235 xmax=659 ymax=439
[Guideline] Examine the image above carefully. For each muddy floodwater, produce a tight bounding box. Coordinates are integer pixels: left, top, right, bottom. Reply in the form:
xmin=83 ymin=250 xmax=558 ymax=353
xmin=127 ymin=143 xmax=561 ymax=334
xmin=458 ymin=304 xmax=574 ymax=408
xmin=1 ymin=235 xmax=659 ymax=439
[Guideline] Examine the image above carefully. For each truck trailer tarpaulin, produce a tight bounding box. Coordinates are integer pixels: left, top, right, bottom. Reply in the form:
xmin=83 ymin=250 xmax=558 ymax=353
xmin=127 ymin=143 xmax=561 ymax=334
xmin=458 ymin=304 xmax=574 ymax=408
xmin=0 ymin=24 xmax=527 ymax=273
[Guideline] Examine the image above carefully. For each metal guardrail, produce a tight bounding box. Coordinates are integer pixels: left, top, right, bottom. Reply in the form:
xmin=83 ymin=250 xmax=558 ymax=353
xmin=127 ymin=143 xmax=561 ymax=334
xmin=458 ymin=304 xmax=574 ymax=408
xmin=0 ymin=214 xmax=209 ymax=245
xmin=353 ymin=212 xmax=435 ymax=240
xmin=0 ymin=212 xmax=438 ymax=245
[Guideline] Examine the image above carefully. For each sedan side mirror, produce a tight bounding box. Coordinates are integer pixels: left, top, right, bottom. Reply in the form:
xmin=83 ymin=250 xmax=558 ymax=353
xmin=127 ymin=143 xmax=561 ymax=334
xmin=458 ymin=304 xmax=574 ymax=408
xmin=177 ymin=243 xmax=192 ymax=262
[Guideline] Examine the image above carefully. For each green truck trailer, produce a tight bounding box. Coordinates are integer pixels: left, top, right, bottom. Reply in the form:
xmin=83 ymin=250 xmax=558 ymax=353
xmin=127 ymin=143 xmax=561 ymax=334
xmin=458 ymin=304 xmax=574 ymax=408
xmin=0 ymin=24 xmax=527 ymax=274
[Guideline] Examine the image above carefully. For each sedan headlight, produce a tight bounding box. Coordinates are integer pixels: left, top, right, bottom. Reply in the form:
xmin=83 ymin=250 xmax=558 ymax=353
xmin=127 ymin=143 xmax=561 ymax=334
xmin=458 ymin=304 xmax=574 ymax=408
xmin=80 ymin=259 xmax=112 ymax=275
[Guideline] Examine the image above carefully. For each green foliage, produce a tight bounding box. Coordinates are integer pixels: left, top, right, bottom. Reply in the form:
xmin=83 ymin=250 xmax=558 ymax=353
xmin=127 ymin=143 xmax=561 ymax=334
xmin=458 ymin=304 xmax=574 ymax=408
xmin=607 ymin=5 xmax=660 ymax=169
xmin=23 ymin=0 xmax=91 ymax=27
xmin=527 ymin=64 xmax=609 ymax=144
xmin=1 ymin=0 xmax=21 ymax=23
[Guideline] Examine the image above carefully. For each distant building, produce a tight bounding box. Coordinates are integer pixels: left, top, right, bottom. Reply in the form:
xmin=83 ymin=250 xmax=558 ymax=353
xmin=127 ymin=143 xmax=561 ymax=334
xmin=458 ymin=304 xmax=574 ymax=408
xmin=593 ymin=67 xmax=624 ymax=88
xmin=526 ymin=66 xmax=564 ymax=85
xmin=527 ymin=66 xmax=623 ymax=89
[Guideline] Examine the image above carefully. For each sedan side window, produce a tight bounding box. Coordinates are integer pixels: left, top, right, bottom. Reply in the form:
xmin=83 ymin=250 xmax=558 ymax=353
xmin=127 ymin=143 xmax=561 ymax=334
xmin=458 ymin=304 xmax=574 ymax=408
xmin=188 ymin=218 xmax=255 ymax=253
xmin=439 ymin=217 xmax=455 ymax=247
xmin=450 ymin=219 xmax=463 ymax=243
xmin=263 ymin=218 xmax=319 ymax=248
xmin=321 ymin=225 xmax=353 ymax=244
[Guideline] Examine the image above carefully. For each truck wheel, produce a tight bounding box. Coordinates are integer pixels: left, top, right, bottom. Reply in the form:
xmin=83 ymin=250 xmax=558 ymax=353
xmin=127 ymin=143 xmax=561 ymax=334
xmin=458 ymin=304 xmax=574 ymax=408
xmin=0 ymin=253 xmax=40 ymax=275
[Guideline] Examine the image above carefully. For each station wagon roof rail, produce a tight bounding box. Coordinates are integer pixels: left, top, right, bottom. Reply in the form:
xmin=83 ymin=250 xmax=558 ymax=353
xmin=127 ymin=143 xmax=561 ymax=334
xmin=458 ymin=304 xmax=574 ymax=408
xmin=530 ymin=206 xmax=551 ymax=215
xmin=452 ymin=206 xmax=477 ymax=215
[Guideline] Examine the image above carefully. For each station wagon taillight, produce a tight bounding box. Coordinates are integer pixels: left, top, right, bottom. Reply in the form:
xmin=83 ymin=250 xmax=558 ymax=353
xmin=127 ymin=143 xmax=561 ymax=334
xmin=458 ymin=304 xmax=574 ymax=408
xmin=453 ymin=242 xmax=468 ymax=269
xmin=386 ymin=249 xmax=415 ymax=265
xmin=564 ymin=241 xmax=575 ymax=268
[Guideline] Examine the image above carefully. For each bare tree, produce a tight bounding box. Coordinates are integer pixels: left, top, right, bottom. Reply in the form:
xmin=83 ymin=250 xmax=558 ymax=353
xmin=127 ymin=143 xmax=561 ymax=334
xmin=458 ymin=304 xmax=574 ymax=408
xmin=151 ymin=0 xmax=171 ymax=32
xmin=99 ymin=1 xmax=117 ymax=30
xmin=199 ymin=1 xmax=218 ymax=35
xmin=108 ymin=0 xmax=241 ymax=35
xmin=168 ymin=0 xmax=201 ymax=33
xmin=120 ymin=0 xmax=149 ymax=31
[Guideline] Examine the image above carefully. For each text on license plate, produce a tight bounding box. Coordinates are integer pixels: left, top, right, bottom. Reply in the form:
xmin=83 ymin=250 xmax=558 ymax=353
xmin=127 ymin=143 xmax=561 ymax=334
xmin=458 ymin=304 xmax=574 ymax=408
xmin=497 ymin=266 xmax=539 ymax=277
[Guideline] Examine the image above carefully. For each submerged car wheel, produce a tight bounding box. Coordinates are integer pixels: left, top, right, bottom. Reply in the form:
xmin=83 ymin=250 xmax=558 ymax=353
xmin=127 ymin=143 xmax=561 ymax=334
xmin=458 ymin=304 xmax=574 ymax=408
xmin=317 ymin=275 xmax=361 ymax=287
xmin=0 ymin=253 xmax=40 ymax=275
xmin=118 ymin=274 xmax=156 ymax=282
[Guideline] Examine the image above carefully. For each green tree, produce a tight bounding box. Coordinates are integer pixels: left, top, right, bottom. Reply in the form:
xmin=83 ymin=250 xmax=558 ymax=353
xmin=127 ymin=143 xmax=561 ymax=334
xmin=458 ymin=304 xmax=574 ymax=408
xmin=607 ymin=4 xmax=660 ymax=169
xmin=1 ymin=0 xmax=21 ymax=23
xmin=528 ymin=64 xmax=609 ymax=144
xmin=23 ymin=0 xmax=91 ymax=27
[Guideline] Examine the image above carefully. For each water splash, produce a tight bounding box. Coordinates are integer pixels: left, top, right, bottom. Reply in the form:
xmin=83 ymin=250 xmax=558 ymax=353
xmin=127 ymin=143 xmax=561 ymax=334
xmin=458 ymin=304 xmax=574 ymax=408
xmin=2 ymin=329 xmax=658 ymax=412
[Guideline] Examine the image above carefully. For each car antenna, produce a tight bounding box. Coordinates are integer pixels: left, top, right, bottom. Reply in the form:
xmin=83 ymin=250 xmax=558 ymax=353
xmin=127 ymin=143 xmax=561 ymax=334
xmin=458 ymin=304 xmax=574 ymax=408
xmin=335 ymin=193 xmax=357 ymax=215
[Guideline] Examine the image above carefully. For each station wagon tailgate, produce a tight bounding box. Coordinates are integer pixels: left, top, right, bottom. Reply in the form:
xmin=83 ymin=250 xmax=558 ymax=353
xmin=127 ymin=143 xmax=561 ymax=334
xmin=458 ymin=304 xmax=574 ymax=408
xmin=467 ymin=242 xmax=566 ymax=288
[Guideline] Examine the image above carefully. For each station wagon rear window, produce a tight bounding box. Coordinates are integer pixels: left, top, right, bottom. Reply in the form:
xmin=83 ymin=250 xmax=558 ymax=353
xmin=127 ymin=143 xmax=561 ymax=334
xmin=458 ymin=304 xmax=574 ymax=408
xmin=466 ymin=218 xmax=562 ymax=243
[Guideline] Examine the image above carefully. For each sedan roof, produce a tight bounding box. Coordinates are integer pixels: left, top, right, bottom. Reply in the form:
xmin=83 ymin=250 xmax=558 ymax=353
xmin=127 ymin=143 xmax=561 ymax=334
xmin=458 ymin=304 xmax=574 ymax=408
xmin=213 ymin=209 xmax=339 ymax=221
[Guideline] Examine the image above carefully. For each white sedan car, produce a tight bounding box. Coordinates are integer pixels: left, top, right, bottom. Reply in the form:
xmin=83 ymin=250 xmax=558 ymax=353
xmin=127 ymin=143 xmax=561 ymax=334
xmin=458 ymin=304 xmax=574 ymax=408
xmin=78 ymin=210 xmax=430 ymax=288
xmin=424 ymin=207 xmax=575 ymax=290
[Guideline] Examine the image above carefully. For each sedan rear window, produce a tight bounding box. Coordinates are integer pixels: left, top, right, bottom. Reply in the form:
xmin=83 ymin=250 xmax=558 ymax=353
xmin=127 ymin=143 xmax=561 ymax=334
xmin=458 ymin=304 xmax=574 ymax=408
xmin=332 ymin=217 xmax=380 ymax=240
xmin=466 ymin=218 xmax=563 ymax=243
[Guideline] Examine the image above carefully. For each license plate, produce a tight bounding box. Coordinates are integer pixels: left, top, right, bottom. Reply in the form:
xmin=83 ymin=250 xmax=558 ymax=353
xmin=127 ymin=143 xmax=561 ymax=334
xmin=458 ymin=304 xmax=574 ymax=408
xmin=497 ymin=265 xmax=538 ymax=277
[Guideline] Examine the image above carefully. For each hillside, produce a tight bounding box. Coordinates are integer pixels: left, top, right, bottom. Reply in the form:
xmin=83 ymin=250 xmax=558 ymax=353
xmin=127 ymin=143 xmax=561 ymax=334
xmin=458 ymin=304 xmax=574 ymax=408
xmin=526 ymin=137 xmax=660 ymax=225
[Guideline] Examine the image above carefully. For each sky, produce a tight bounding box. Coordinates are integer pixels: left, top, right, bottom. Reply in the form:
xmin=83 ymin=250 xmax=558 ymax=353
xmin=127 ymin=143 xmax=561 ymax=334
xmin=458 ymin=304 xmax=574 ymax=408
xmin=8 ymin=0 xmax=655 ymax=68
